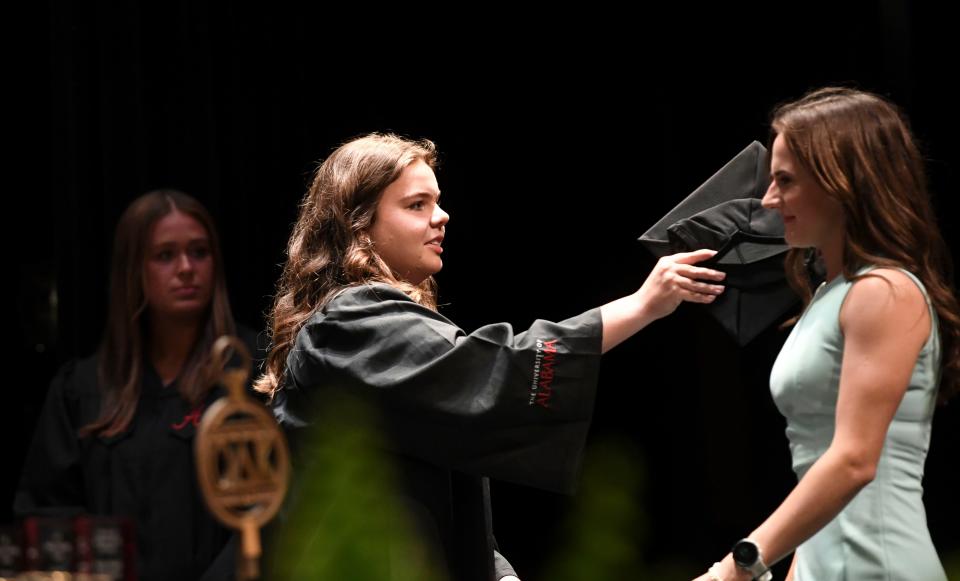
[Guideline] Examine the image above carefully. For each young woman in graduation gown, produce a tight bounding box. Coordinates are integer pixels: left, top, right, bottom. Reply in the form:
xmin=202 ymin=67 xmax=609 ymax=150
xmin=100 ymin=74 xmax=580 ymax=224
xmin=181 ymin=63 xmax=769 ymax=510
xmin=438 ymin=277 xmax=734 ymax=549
xmin=694 ymin=89 xmax=959 ymax=581
xmin=16 ymin=190 xmax=258 ymax=580
xmin=255 ymin=133 xmax=728 ymax=581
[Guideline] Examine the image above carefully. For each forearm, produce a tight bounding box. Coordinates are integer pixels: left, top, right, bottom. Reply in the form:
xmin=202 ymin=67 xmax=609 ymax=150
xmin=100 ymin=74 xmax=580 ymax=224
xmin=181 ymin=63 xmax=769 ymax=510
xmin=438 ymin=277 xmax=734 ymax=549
xmin=599 ymin=291 xmax=656 ymax=353
xmin=748 ymin=447 xmax=873 ymax=567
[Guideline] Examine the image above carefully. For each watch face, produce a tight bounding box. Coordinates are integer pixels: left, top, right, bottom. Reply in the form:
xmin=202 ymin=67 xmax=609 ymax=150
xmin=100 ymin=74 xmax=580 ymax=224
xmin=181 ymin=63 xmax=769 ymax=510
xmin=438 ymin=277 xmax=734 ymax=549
xmin=733 ymin=540 xmax=759 ymax=566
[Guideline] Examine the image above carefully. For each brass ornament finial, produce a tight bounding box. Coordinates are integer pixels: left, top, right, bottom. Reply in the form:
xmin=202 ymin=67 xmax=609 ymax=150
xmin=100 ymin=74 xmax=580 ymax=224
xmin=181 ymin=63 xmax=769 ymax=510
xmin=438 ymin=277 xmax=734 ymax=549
xmin=196 ymin=336 xmax=290 ymax=580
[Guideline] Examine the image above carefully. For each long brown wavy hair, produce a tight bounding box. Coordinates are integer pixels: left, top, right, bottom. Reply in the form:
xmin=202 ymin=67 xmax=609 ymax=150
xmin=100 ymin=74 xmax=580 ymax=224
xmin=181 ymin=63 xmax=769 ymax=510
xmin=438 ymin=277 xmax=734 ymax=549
xmin=254 ymin=133 xmax=439 ymax=399
xmin=772 ymin=87 xmax=960 ymax=403
xmin=82 ymin=190 xmax=236 ymax=437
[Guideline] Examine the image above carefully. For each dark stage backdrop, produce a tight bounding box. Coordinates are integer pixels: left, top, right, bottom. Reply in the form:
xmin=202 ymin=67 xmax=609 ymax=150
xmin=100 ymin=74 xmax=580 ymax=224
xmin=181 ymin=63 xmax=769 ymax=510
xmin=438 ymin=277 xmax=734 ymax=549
xmin=10 ymin=2 xmax=959 ymax=578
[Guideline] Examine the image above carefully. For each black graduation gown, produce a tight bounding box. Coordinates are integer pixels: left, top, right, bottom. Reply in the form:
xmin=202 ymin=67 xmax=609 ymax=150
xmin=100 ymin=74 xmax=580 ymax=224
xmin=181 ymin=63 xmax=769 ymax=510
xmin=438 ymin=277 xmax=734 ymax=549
xmin=275 ymin=283 xmax=603 ymax=581
xmin=15 ymin=330 xmax=263 ymax=581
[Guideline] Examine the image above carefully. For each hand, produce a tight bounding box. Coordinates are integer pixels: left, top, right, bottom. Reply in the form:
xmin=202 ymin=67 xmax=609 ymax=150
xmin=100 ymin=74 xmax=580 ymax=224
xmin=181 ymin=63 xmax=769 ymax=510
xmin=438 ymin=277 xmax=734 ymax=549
xmin=638 ymin=248 xmax=726 ymax=322
xmin=691 ymin=554 xmax=751 ymax=581
xmin=599 ymin=248 xmax=726 ymax=352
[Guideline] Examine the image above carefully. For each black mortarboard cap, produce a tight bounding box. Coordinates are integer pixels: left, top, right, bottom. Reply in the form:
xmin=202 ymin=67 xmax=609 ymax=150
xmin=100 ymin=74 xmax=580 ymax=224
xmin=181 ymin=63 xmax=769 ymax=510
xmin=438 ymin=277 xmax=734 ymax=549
xmin=639 ymin=141 xmax=797 ymax=346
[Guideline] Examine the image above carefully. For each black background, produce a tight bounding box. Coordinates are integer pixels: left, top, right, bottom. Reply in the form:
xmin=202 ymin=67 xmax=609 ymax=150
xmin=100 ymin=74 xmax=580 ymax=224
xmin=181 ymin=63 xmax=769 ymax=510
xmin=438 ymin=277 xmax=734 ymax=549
xmin=9 ymin=2 xmax=958 ymax=578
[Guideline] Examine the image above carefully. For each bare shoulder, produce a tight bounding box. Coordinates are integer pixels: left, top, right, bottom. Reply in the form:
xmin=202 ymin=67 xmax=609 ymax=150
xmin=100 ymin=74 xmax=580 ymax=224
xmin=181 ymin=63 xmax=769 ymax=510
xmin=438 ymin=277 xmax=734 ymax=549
xmin=841 ymin=268 xmax=929 ymax=340
xmin=847 ymin=268 xmax=926 ymax=309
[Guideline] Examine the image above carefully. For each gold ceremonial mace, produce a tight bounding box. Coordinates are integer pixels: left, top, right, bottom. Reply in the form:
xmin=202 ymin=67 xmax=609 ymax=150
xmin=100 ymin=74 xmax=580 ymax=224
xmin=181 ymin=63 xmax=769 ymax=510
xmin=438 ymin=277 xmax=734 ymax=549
xmin=195 ymin=336 xmax=290 ymax=580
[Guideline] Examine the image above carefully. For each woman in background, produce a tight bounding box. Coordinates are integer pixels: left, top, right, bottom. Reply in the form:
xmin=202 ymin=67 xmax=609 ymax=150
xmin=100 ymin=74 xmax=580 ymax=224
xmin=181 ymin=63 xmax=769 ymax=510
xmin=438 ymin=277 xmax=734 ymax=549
xmin=17 ymin=190 xmax=254 ymax=580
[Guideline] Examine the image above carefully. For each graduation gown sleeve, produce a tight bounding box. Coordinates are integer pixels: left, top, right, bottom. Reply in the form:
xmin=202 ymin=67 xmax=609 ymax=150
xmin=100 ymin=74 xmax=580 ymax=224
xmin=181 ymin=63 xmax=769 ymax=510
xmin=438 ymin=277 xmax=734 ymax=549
xmin=14 ymin=360 xmax=88 ymax=517
xmin=279 ymin=283 xmax=603 ymax=494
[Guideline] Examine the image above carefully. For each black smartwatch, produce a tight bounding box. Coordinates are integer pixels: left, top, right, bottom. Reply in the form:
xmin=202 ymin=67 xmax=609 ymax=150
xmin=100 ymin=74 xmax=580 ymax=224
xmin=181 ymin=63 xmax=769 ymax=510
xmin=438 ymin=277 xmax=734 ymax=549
xmin=731 ymin=538 xmax=772 ymax=581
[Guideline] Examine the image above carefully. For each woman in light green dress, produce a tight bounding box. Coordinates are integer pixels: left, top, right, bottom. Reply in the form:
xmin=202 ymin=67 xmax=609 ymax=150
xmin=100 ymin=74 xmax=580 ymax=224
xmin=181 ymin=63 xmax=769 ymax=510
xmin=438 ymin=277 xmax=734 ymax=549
xmin=695 ymin=88 xmax=960 ymax=581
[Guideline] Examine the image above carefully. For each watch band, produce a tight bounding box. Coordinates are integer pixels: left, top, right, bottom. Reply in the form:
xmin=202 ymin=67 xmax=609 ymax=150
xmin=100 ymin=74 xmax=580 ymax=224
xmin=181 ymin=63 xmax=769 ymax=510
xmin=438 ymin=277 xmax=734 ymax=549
xmin=732 ymin=538 xmax=772 ymax=580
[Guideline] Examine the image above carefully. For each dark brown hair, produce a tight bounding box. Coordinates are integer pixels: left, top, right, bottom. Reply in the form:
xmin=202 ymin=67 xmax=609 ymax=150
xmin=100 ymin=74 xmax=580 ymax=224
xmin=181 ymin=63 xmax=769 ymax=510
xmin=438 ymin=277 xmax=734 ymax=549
xmin=772 ymin=87 xmax=959 ymax=403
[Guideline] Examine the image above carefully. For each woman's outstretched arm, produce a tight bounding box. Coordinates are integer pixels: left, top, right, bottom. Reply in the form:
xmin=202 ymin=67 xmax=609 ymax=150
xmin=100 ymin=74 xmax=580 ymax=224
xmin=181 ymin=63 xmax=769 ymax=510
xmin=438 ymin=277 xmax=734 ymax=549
xmin=600 ymin=249 xmax=726 ymax=353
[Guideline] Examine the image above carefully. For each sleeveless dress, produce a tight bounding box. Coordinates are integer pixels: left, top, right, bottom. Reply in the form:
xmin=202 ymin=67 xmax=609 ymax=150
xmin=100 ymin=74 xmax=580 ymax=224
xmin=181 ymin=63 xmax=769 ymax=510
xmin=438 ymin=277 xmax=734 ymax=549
xmin=769 ymin=267 xmax=947 ymax=580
